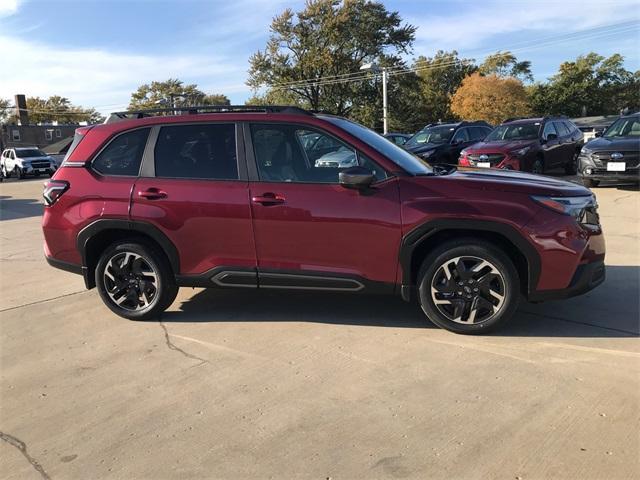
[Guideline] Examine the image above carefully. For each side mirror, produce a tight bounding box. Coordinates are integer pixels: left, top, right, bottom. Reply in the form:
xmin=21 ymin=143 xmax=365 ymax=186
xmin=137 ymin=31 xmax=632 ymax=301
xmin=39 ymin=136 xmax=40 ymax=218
xmin=595 ymin=131 xmax=602 ymax=138
xmin=339 ymin=166 xmax=375 ymax=189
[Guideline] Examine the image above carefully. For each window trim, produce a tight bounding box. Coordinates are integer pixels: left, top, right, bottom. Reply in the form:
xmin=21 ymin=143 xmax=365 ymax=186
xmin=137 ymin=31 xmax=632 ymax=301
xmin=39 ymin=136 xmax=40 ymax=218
xmin=11 ymin=129 xmax=20 ymax=142
xmin=244 ymin=122 xmax=390 ymax=185
xmin=90 ymin=126 xmax=152 ymax=178
xmin=45 ymin=129 xmax=53 ymax=141
xmin=138 ymin=122 xmax=246 ymax=182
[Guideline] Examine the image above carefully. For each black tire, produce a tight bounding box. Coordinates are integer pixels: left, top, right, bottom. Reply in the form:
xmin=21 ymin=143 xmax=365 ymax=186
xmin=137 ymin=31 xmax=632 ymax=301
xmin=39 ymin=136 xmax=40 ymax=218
xmin=95 ymin=241 xmax=178 ymax=321
xmin=15 ymin=166 xmax=26 ymax=179
xmin=417 ymin=239 xmax=520 ymax=334
xmin=582 ymin=178 xmax=600 ymax=188
xmin=531 ymin=156 xmax=544 ymax=175
xmin=565 ymin=152 xmax=579 ymax=175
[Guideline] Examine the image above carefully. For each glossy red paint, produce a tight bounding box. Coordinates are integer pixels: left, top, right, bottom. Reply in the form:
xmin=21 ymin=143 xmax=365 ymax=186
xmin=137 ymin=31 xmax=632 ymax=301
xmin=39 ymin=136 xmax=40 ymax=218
xmin=42 ymin=110 xmax=605 ymax=302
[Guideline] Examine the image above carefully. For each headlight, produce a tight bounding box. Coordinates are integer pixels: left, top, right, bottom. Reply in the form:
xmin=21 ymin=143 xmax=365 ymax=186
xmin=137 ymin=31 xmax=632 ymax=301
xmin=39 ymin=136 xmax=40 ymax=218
xmin=511 ymin=146 xmax=531 ymax=156
xmin=580 ymin=147 xmax=592 ymax=156
xmin=460 ymin=149 xmax=468 ymax=157
xmin=419 ymin=149 xmax=435 ymax=158
xmin=531 ymin=195 xmax=597 ymax=223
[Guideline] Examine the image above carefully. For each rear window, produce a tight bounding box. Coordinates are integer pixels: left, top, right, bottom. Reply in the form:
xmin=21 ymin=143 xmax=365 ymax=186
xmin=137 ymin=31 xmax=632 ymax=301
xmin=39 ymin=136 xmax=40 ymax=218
xmin=154 ymin=123 xmax=238 ymax=180
xmin=92 ymin=128 xmax=149 ymax=176
xmin=62 ymin=132 xmax=85 ymax=164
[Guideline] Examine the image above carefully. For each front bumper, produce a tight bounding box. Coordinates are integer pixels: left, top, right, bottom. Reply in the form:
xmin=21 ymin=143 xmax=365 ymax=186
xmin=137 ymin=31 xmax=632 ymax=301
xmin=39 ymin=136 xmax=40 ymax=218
xmin=528 ymin=260 xmax=605 ymax=301
xmin=579 ymin=155 xmax=640 ymax=183
xmin=459 ymin=153 xmax=524 ymax=170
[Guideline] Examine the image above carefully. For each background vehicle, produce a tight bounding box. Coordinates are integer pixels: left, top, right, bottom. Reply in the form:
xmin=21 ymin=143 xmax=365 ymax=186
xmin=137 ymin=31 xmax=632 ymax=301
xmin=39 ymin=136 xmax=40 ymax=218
xmin=42 ymin=136 xmax=75 ymax=170
xmin=383 ymin=133 xmax=412 ymax=146
xmin=1 ymin=147 xmax=56 ymax=179
xmin=578 ymin=112 xmax=640 ymax=187
xmin=403 ymin=121 xmax=492 ymax=165
xmin=459 ymin=117 xmax=584 ymax=174
xmin=43 ymin=106 xmax=604 ymax=335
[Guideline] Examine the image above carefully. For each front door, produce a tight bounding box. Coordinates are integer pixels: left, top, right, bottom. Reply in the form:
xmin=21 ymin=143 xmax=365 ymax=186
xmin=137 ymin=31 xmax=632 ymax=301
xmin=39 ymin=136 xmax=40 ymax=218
xmin=541 ymin=122 xmax=562 ymax=168
xmin=246 ymin=123 xmax=401 ymax=292
xmin=130 ymin=122 xmax=256 ymax=281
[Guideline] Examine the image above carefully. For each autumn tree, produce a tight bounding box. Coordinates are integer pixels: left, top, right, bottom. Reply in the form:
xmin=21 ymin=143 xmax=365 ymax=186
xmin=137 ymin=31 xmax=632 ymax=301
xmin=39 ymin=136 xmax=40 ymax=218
xmin=5 ymin=96 xmax=104 ymax=124
xmin=129 ymin=79 xmax=230 ymax=110
xmin=479 ymin=51 xmax=533 ymax=82
xmin=451 ymin=73 xmax=530 ymax=125
xmin=247 ymin=0 xmax=415 ymax=121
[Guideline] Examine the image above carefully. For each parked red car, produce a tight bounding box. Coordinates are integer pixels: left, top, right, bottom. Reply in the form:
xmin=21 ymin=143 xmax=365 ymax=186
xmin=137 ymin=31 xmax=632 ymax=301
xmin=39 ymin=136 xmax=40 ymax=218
xmin=42 ymin=106 xmax=605 ymax=334
xmin=459 ymin=117 xmax=584 ymax=174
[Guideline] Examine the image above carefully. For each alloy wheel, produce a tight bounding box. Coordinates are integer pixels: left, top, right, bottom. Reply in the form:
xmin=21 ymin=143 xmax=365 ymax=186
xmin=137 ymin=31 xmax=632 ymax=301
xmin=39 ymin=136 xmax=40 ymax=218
xmin=103 ymin=251 xmax=159 ymax=311
xmin=430 ymin=256 xmax=506 ymax=324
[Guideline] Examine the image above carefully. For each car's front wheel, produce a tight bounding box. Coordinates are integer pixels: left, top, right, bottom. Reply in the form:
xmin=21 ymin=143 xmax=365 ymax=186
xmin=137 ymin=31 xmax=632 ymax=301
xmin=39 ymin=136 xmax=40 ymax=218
xmin=95 ymin=241 xmax=178 ymax=321
xmin=417 ymin=240 xmax=520 ymax=334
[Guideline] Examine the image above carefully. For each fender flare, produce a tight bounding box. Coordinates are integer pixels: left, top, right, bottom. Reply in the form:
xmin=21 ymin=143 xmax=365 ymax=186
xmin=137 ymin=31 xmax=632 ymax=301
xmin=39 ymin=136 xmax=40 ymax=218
xmin=76 ymin=219 xmax=180 ymax=274
xmin=399 ymin=218 xmax=540 ymax=297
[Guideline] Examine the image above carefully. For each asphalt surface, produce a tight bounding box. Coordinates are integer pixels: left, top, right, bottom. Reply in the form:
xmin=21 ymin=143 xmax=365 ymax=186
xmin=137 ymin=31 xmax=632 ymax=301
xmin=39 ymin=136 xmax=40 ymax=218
xmin=1 ymin=176 xmax=639 ymax=480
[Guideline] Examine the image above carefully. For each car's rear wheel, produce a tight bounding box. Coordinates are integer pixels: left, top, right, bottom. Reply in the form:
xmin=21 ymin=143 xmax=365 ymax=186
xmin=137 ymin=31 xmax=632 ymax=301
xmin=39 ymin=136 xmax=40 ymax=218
xmin=565 ymin=151 xmax=579 ymax=175
xmin=417 ymin=240 xmax=520 ymax=334
xmin=95 ymin=241 xmax=178 ymax=321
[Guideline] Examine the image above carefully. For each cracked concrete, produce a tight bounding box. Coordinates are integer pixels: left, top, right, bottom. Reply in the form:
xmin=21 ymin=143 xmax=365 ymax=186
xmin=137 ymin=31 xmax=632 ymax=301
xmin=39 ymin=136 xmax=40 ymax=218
xmin=1 ymin=178 xmax=638 ymax=479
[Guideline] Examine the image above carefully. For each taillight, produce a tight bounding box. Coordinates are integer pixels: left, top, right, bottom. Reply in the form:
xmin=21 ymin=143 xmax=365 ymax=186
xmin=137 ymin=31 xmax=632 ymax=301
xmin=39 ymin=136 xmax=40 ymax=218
xmin=43 ymin=180 xmax=69 ymax=206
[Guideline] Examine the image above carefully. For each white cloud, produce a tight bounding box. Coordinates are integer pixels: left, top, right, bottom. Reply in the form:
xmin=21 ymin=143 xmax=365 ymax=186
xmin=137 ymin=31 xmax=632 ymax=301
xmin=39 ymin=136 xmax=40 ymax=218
xmin=0 ymin=0 xmax=20 ymax=17
xmin=0 ymin=35 xmax=249 ymax=115
xmin=409 ymin=0 xmax=640 ymax=55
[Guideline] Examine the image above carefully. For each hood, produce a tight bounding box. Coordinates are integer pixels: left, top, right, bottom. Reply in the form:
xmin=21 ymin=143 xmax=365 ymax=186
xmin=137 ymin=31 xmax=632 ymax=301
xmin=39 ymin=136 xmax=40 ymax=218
xmin=436 ymin=167 xmax=590 ymax=196
xmin=584 ymin=136 xmax=640 ymax=151
xmin=17 ymin=155 xmax=52 ymax=161
xmin=404 ymin=142 xmax=443 ymax=154
xmin=465 ymin=139 xmax=537 ymax=153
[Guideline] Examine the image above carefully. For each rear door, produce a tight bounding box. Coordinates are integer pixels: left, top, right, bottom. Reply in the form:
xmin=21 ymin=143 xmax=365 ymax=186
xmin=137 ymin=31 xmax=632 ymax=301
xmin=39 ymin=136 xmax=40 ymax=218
xmin=130 ymin=122 xmax=256 ymax=281
xmin=246 ymin=122 xmax=401 ymax=292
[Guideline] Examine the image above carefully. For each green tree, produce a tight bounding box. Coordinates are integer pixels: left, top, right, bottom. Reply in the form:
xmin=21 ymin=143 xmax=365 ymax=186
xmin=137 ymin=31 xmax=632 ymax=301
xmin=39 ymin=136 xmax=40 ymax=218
xmin=14 ymin=96 xmax=104 ymax=124
xmin=247 ymin=0 xmax=415 ymax=119
xmin=413 ymin=50 xmax=477 ymax=123
xmin=0 ymin=98 xmax=12 ymax=123
xmin=479 ymin=51 xmax=533 ymax=82
xmin=528 ymin=53 xmax=639 ymax=116
xmin=129 ymin=78 xmax=230 ymax=110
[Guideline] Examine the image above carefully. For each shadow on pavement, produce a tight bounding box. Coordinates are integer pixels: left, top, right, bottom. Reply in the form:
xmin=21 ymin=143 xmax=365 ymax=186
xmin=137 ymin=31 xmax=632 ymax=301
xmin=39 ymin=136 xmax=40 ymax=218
xmin=164 ymin=266 xmax=639 ymax=338
xmin=0 ymin=195 xmax=44 ymax=221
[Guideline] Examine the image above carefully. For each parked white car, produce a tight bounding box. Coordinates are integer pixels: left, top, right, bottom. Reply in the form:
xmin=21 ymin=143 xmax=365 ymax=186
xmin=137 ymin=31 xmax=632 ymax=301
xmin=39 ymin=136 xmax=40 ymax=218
xmin=1 ymin=147 xmax=56 ymax=179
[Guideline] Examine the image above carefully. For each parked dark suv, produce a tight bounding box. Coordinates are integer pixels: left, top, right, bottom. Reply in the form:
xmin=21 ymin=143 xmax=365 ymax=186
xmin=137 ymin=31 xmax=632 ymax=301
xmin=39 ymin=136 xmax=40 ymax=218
xmin=402 ymin=121 xmax=492 ymax=165
xmin=43 ymin=106 xmax=605 ymax=334
xmin=578 ymin=112 xmax=640 ymax=187
xmin=459 ymin=117 xmax=584 ymax=174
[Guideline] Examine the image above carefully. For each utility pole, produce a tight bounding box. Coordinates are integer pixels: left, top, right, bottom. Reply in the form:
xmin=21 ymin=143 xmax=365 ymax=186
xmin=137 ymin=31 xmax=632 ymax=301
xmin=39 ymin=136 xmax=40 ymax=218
xmin=360 ymin=62 xmax=389 ymax=134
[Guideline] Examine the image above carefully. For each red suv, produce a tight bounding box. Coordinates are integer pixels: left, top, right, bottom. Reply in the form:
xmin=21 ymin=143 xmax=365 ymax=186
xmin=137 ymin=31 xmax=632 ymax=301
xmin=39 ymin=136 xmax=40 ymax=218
xmin=42 ymin=106 xmax=605 ymax=334
xmin=459 ymin=117 xmax=584 ymax=174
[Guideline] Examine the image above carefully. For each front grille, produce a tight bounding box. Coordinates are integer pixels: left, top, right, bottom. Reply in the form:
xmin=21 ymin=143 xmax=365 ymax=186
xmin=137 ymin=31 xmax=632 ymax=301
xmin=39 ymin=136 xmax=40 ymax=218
xmin=30 ymin=161 xmax=51 ymax=169
xmin=591 ymin=151 xmax=640 ymax=168
xmin=467 ymin=153 xmax=505 ymax=165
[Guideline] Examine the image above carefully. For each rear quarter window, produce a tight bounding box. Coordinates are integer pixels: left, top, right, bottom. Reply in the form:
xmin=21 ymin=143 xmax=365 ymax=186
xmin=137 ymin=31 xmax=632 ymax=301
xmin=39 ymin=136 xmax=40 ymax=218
xmin=92 ymin=128 xmax=150 ymax=176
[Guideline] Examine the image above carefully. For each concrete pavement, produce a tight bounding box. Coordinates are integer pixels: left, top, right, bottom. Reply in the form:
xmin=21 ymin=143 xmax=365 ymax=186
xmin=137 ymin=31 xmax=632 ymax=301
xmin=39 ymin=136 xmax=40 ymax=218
xmin=1 ymin=177 xmax=638 ymax=479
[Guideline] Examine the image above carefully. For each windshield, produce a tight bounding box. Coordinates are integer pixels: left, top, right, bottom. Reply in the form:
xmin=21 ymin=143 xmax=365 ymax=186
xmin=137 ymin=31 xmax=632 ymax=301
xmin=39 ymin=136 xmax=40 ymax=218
xmin=604 ymin=117 xmax=640 ymax=138
xmin=322 ymin=116 xmax=431 ymax=175
xmin=17 ymin=149 xmax=47 ymax=158
xmin=485 ymin=124 xmax=539 ymax=141
xmin=405 ymin=125 xmax=455 ymax=147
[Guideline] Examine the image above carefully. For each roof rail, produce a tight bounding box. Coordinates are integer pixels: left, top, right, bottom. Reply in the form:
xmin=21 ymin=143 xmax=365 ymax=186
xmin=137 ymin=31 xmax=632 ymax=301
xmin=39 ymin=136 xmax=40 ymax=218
xmin=105 ymin=105 xmax=312 ymax=124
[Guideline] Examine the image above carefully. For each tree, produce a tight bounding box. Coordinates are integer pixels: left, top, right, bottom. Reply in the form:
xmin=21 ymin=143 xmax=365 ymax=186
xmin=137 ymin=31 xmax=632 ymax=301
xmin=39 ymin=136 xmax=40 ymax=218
xmin=247 ymin=0 xmax=415 ymax=120
xmin=0 ymin=98 xmax=12 ymax=123
xmin=479 ymin=51 xmax=533 ymax=82
xmin=413 ymin=50 xmax=477 ymax=123
xmin=7 ymin=96 xmax=104 ymax=124
xmin=528 ymin=53 xmax=639 ymax=116
xmin=129 ymin=79 xmax=230 ymax=110
xmin=451 ymin=73 xmax=530 ymax=125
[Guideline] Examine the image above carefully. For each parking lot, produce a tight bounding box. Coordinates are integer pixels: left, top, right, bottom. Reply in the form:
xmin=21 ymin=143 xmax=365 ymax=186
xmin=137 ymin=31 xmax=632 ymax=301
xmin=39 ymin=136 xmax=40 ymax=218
xmin=0 ymin=176 xmax=638 ymax=479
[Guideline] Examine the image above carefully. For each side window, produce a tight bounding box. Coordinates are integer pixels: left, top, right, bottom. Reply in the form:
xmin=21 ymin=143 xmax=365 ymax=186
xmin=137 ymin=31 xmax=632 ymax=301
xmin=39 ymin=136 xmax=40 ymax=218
xmin=92 ymin=128 xmax=149 ymax=176
xmin=554 ymin=121 xmax=570 ymax=137
xmin=154 ymin=123 xmax=237 ymax=180
xmin=452 ymin=127 xmax=469 ymax=143
xmin=563 ymin=121 xmax=576 ymax=134
xmin=469 ymin=127 xmax=488 ymax=141
xmin=250 ymin=124 xmax=386 ymax=183
xmin=542 ymin=122 xmax=557 ymax=140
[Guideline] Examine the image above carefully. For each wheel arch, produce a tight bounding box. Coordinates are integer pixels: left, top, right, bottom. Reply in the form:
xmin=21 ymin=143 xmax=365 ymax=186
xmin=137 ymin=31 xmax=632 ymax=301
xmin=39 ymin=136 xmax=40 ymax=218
xmin=77 ymin=219 xmax=180 ymax=288
xmin=399 ymin=219 xmax=540 ymax=301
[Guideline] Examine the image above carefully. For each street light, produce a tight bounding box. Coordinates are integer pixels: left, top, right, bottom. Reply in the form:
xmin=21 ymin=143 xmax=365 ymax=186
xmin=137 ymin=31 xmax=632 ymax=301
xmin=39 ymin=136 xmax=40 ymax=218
xmin=360 ymin=62 xmax=388 ymax=134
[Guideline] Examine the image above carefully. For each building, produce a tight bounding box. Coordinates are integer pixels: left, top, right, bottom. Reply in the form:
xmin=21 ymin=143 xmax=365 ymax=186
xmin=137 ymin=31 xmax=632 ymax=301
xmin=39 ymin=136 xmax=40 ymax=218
xmin=0 ymin=94 xmax=82 ymax=151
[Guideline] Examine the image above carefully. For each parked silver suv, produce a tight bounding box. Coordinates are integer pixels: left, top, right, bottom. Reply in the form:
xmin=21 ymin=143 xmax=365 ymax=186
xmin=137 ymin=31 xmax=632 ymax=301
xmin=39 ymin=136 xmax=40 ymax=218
xmin=1 ymin=147 xmax=55 ymax=179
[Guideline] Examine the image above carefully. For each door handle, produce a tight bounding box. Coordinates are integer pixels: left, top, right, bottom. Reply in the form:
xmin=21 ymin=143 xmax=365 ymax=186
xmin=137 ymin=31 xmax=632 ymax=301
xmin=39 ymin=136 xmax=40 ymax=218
xmin=138 ymin=188 xmax=167 ymax=200
xmin=252 ymin=193 xmax=285 ymax=205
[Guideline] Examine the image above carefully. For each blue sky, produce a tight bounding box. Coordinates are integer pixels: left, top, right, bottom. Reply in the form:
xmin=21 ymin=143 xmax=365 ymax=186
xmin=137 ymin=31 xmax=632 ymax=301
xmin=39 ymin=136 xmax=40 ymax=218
xmin=1 ymin=0 xmax=639 ymax=116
